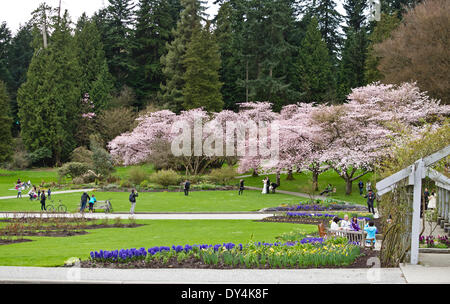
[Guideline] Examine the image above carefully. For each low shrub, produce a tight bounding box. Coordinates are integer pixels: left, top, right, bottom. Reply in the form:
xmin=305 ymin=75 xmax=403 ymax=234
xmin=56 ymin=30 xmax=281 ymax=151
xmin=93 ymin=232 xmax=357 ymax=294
xmin=58 ymin=162 xmax=91 ymax=180
xmin=208 ymin=167 xmax=236 ymax=185
xmin=128 ymin=167 xmax=148 ymax=185
xmin=140 ymin=179 xmax=149 ymax=188
xmin=119 ymin=179 xmax=131 ymax=188
xmin=149 ymin=169 xmax=181 ymax=187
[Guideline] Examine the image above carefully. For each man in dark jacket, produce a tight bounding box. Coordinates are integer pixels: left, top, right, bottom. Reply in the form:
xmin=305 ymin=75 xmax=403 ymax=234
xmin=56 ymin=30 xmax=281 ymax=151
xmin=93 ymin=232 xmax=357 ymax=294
xmin=364 ymin=190 xmax=376 ymax=214
xmin=129 ymin=189 xmax=138 ymax=214
xmin=184 ymin=180 xmax=191 ymax=196
xmin=40 ymin=192 xmax=47 ymax=211
xmin=358 ymin=180 xmax=364 ymax=195
xmin=238 ymin=179 xmax=245 ymax=195
xmin=80 ymin=192 xmax=90 ymax=213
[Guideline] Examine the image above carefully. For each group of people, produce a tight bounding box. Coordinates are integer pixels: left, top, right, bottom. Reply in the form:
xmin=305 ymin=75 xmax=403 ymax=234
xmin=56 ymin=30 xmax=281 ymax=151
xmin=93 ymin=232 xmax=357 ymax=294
xmin=421 ymin=188 xmax=437 ymax=217
xmin=320 ymin=184 xmax=335 ymax=196
xmin=261 ymin=177 xmax=278 ymax=194
xmin=78 ymin=189 xmax=139 ymax=214
xmin=329 ymin=214 xmax=378 ymax=246
xmin=15 ymin=178 xmax=51 ymax=211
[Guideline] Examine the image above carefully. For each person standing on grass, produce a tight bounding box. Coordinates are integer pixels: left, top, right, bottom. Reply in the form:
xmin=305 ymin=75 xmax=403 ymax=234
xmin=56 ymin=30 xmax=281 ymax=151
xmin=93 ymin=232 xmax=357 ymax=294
xmin=366 ymin=181 xmax=372 ymax=193
xmin=238 ymin=179 xmax=245 ymax=195
xmin=40 ymin=192 xmax=46 ymax=211
xmin=184 ymin=180 xmax=190 ymax=196
xmin=17 ymin=187 xmax=22 ymax=198
xmin=129 ymin=189 xmax=138 ymax=214
xmin=47 ymin=188 xmax=51 ymax=200
xmin=358 ymin=180 xmax=364 ymax=195
xmin=80 ymin=192 xmax=90 ymax=213
xmin=89 ymin=194 xmax=97 ymax=213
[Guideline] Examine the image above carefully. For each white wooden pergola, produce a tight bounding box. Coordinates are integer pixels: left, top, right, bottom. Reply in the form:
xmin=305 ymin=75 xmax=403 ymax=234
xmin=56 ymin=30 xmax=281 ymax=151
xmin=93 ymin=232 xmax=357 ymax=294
xmin=376 ymin=145 xmax=450 ymax=265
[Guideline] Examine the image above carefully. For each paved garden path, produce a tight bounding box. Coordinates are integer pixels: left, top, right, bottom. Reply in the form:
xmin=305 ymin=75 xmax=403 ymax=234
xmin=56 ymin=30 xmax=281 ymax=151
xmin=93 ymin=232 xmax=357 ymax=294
xmin=0 ymin=188 xmax=95 ymax=200
xmin=0 ymin=262 xmax=449 ymax=283
xmin=245 ymin=186 xmax=328 ymax=200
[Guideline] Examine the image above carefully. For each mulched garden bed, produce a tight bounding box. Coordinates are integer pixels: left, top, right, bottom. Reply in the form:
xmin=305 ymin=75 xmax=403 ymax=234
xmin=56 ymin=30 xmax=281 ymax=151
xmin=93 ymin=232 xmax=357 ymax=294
xmin=0 ymin=239 xmax=33 ymax=245
xmin=78 ymin=249 xmax=379 ymax=269
xmin=0 ymin=223 xmax=144 ymax=238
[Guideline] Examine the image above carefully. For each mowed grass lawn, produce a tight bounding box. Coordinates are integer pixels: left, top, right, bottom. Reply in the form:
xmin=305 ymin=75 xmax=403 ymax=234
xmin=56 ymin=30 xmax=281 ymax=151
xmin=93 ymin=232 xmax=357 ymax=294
xmin=0 ymin=168 xmax=60 ymax=197
xmin=0 ymin=220 xmax=316 ymax=266
xmin=239 ymin=170 xmax=374 ymax=205
xmin=0 ymin=190 xmax=301 ymax=213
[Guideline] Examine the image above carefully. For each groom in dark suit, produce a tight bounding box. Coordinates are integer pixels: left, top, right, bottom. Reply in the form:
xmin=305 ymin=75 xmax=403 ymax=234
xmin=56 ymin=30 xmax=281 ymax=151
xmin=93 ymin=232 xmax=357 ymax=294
xmin=266 ymin=177 xmax=271 ymax=193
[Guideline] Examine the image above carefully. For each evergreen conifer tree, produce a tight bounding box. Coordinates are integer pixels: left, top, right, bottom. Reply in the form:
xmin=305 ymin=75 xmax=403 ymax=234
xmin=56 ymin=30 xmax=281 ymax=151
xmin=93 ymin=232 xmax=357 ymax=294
xmin=160 ymin=0 xmax=206 ymax=113
xmin=0 ymin=80 xmax=13 ymax=163
xmin=183 ymin=22 xmax=223 ymax=112
xmin=296 ymin=17 xmax=336 ymax=103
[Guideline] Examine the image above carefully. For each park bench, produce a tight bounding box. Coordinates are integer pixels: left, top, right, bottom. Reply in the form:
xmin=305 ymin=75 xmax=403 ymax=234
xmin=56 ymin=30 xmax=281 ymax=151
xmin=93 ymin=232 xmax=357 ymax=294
xmin=79 ymin=200 xmax=113 ymax=213
xmin=318 ymin=220 xmax=375 ymax=249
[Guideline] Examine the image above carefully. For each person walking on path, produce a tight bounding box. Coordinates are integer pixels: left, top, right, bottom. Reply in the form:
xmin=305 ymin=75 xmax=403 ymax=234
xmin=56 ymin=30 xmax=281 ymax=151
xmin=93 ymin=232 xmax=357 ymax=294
xmin=80 ymin=192 xmax=90 ymax=213
xmin=238 ymin=179 xmax=245 ymax=195
xmin=358 ymin=180 xmax=364 ymax=195
xmin=89 ymin=194 xmax=97 ymax=213
xmin=129 ymin=189 xmax=138 ymax=214
xmin=17 ymin=187 xmax=22 ymax=199
xmin=365 ymin=190 xmax=376 ymax=214
xmin=40 ymin=192 xmax=46 ymax=211
xmin=184 ymin=180 xmax=190 ymax=196
xmin=366 ymin=181 xmax=372 ymax=193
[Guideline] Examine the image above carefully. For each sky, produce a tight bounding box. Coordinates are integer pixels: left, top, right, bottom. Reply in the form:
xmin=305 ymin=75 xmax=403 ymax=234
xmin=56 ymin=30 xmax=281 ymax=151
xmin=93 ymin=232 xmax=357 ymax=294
xmin=0 ymin=0 xmax=221 ymax=34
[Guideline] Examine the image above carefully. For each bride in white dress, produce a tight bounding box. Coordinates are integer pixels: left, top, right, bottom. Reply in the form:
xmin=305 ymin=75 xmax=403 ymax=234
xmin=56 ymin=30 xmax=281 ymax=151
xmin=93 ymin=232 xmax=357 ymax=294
xmin=262 ymin=178 xmax=267 ymax=194
xmin=428 ymin=191 xmax=436 ymax=209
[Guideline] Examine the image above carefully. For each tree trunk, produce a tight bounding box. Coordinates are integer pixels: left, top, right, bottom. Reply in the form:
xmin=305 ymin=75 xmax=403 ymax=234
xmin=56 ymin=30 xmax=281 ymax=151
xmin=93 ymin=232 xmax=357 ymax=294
xmin=276 ymin=171 xmax=280 ymax=186
xmin=345 ymin=179 xmax=352 ymax=195
xmin=312 ymin=170 xmax=319 ymax=191
xmin=252 ymin=169 xmax=258 ymax=177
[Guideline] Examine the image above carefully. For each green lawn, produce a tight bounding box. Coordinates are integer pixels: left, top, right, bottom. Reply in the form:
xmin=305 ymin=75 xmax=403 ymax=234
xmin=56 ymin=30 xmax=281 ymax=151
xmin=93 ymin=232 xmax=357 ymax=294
xmin=0 ymin=190 xmax=302 ymax=213
xmin=0 ymin=168 xmax=60 ymax=197
xmin=0 ymin=219 xmax=316 ymax=266
xmin=239 ymin=170 xmax=374 ymax=205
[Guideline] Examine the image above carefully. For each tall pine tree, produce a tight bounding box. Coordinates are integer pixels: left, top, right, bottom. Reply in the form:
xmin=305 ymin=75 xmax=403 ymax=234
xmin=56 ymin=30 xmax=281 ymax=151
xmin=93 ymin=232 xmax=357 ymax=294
xmin=74 ymin=13 xmax=114 ymax=111
xmin=159 ymin=0 xmax=206 ymax=113
xmin=0 ymin=80 xmax=13 ymax=163
xmin=6 ymin=23 xmax=34 ymax=136
xmin=338 ymin=0 xmax=369 ymax=100
xmin=183 ymin=22 xmax=223 ymax=112
xmin=17 ymin=10 xmax=81 ymax=165
xmin=102 ymin=0 xmax=136 ymax=90
xmin=296 ymin=16 xmax=336 ymax=103
xmin=130 ymin=0 xmax=182 ymax=108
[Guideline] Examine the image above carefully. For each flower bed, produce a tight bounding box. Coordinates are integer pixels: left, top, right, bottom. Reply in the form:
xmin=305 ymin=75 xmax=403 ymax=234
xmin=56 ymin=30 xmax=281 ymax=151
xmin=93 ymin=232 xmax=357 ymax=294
xmin=419 ymin=235 xmax=450 ymax=249
xmin=82 ymin=237 xmax=368 ymax=269
xmin=262 ymin=199 xmax=368 ymax=212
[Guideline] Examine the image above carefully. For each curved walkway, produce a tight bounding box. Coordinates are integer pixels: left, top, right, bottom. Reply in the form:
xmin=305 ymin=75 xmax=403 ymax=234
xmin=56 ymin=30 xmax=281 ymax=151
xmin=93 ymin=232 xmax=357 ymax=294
xmin=0 ymin=188 xmax=95 ymax=200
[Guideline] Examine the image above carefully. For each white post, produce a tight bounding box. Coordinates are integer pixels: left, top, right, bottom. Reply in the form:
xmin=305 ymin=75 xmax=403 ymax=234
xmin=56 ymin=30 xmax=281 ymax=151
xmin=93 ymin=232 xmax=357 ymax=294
xmin=445 ymin=190 xmax=449 ymax=221
xmin=410 ymin=159 xmax=423 ymax=265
